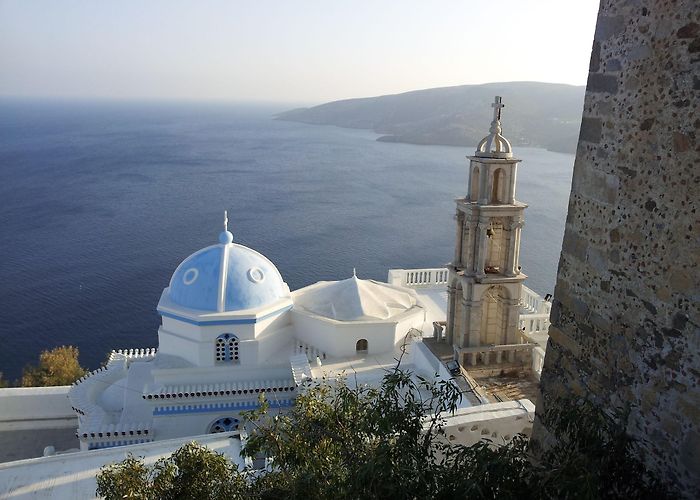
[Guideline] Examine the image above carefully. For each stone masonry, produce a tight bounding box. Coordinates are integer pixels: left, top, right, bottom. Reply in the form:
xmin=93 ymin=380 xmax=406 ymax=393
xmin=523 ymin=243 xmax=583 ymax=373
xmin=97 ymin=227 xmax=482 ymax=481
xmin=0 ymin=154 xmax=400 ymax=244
xmin=534 ymin=0 xmax=699 ymax=494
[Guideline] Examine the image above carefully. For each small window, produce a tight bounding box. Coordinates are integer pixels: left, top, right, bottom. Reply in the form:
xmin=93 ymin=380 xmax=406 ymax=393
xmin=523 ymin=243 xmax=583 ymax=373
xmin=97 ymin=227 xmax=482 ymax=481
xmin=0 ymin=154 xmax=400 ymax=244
xmin=356 ymin=339 xmax=368 ymax=353
xmin=215 ymin=333 xmax=239 ymax=363
xmin=209 ymin=417 xmax=239 ymax=433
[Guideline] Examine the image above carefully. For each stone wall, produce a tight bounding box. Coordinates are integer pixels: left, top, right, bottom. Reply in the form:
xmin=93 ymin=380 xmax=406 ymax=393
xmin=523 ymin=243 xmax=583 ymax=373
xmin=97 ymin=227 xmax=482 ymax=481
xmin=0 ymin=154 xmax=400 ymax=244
xmin=534 ymin=0 xmax=699 ymax=494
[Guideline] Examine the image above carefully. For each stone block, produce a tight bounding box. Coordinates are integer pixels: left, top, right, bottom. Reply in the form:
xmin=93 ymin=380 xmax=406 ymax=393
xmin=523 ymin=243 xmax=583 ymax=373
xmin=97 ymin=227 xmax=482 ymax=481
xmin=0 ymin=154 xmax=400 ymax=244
xmin=594 ymin=15 xmax=625 ymax=41
xmin=587 ymin=73 xmax=619 ymax=94
xmin=579 ymin=117 xmax=602 ymax=143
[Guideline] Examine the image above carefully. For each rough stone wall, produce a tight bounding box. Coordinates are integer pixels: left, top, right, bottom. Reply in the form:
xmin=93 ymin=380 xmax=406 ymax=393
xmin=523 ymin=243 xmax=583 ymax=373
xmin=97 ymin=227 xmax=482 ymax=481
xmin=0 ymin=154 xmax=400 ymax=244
xmin=534 ymin=0 xmax=699 ymax=493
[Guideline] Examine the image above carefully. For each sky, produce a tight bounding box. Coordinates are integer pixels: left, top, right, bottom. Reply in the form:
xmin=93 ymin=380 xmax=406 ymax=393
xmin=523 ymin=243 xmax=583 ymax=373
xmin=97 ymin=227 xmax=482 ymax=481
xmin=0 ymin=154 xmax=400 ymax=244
xmin=0 ymin=0 xmax=600 ymax=105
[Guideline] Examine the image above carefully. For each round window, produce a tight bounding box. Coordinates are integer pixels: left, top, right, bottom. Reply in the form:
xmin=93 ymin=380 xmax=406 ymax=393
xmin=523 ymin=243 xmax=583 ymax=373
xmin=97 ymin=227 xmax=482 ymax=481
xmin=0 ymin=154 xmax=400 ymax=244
xmin=247 ymin=267 xmax=265 ymax=283
xmin=183 ymin=268 xmax=199 ymax=285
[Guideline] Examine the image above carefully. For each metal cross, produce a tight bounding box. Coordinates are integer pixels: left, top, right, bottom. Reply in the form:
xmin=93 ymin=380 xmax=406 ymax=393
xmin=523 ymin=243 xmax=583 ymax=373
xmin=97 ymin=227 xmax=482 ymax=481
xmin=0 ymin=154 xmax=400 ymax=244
xmin=224 ymin=210 xmax=229 ymax=232
xmin=491 ymin=96 xmax=505 ymax=122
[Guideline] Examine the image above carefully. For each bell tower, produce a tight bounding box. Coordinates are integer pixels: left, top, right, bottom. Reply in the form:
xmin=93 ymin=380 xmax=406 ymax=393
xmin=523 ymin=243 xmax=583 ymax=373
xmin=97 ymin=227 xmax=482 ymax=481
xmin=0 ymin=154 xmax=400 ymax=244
xmin=445 ymin=96 xmax=527 ymax=366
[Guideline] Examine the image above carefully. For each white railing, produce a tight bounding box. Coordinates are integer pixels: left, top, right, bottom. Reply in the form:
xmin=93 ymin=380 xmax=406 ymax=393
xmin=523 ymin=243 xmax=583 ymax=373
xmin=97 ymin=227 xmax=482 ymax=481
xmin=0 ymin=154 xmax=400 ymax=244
xmin=531 ymin=346 xmax=546 ymax=380
xmin=458 ymin=343 xmax=535 ymax=367
xmin=111 ymin=348 xmax=157 ymax=361
xmin=70 ymin=348 xmax=158 ymax=450
xmin=292 ymin=339 xmax=326 ymax=361
xmin=521 ymin=285 xmax=551 ymax=315
xmin=387 ymin=268 xmax=450 ymax=288
xmin=519 ymin=313 xmax=551 ymax=336
xmin=144 ymin=378 xmax=296 ymax=400
xmin=289 ymin=354 xmax=313 ymax=386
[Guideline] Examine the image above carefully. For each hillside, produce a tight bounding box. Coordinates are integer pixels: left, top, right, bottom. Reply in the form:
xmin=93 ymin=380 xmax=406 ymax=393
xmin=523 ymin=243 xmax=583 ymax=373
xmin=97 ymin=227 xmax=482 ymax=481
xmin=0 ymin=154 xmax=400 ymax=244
xmin=277 ymin=82 xmax=585 ymax=154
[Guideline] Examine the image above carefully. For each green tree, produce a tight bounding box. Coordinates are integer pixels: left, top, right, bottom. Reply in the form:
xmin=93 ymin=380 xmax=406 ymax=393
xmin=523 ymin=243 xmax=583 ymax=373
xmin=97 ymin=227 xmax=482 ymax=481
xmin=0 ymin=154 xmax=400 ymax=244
xmin=96 ymin=367 xmax=673 ymax=499
xmin=21 ymin=345 xmax=87 ymax=387
xmin=96 ymin=442 xmax=248 ymax=500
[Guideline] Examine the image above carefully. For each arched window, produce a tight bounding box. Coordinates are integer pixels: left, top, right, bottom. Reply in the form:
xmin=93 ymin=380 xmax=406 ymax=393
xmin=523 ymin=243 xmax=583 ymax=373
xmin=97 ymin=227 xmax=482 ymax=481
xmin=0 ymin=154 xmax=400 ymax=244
xmin=491 ymin=168 xmax=505 ymax=203
xmin=209 ymin=416 xmax=239 ymax=433
xmin=356 ymin=339 xmax=368 ymax=353
xmin=470 ymin=166 xmax=480 ymax=201
xmin=215 ymin=333 xmax=239 ymax=363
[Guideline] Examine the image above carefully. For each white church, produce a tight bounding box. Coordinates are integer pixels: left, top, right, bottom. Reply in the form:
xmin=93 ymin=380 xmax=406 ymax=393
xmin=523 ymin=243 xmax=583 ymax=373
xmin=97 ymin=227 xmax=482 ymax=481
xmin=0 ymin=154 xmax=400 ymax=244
xmin=0 ymin=98 xmax=552 ymax=496
xmin=68 ymin=216 xmax=435 ymax=449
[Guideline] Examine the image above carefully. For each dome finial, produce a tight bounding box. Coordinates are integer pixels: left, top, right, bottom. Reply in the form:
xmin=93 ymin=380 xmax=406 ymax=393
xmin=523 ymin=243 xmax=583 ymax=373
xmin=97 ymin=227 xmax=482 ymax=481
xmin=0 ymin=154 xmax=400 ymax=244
xmin=219 ymin=210 xmax=234 ymax=244
xmin=353 ymin=267 xmax=357 ymax=278
xmin=475 ymin=96 xmax=513 ymax=159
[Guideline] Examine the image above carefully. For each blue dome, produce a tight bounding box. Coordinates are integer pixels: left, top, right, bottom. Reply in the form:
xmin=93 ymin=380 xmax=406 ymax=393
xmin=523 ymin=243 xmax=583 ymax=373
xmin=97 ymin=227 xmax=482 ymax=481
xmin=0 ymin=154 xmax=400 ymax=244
xmin=167 ymin=239 xmax=289 ymax=313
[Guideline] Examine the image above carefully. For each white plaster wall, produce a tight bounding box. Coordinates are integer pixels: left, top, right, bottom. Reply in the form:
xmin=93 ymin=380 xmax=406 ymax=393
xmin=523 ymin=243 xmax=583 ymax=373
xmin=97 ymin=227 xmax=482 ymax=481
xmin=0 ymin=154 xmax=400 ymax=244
xmin=153 ymin=413 xmax=230 ymax=441
xmin=152 ymin=403 xmax=290 ymax=441
xmin=410 ymin=342 xmax=454 ymax=382
xmin=291 ymin=313 xmax=392 ymax=357
xmin=0 ymin=387 xmax=76 ymax=431
xmin=253 ymin=309 xmax=291 ymax=338
xmin=439 ymin=399 xmax=535 ymax=446
xmin=291 ymin=308 xmax=425 ymax=358
xmin=158 ymin=327 xmax=203 ymax=366
xmin=393 ymin=310 xmax=426 ymax=346
xmin=151 ymin=363 xmax=293 ymax=387
xmin=290 ymin=311 xmax=339 ymax=356
xmin=256 ymin=325 xmax=294 ymax=364
xmin=161 ymin=316 xmax=200 ymax=337
xmin=159 ymin=310 xmax=291 ymax=368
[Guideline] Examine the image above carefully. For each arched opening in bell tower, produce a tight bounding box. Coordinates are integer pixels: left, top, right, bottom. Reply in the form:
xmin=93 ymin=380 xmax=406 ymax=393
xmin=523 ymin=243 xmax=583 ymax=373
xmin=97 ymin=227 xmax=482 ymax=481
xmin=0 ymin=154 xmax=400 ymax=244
xmin=485 ymin=218 xmax=506 ymax=274
xmin=470 ymin=166 xmax=480 ymax=201
xmin=491 ymin=168 xmax=506 ymax=204
xmin=480 ymin=285 xmax=509 ymax=346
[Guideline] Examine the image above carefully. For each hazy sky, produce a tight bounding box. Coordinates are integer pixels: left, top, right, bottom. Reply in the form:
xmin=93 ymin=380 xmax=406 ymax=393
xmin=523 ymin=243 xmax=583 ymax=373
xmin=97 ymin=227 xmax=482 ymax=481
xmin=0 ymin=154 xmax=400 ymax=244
xmin=0 ymin=0 xmax=600 ymax=104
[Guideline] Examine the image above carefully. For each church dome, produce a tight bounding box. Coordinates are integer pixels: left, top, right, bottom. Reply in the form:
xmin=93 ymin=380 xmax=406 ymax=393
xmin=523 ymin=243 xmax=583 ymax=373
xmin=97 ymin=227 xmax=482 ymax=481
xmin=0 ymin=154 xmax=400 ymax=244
xmin=166 ymin=229 xmax=290 ymax=313
xmin=294 ymin=274 xmax=417 ymax=321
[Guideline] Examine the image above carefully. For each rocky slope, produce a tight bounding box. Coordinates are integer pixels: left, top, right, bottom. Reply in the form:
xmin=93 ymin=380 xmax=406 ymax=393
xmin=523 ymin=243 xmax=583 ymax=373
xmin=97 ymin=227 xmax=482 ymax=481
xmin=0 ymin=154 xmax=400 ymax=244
xmin=277 ymin=82 xmax=585 ymax=154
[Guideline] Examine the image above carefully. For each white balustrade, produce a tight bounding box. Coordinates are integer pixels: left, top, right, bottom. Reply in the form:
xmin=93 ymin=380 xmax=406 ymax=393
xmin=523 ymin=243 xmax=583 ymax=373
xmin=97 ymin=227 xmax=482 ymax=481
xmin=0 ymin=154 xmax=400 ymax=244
xmin=387 ymin=268 xmax=450 ymax=288
xmin=519 ymin=313 xmax=551 ymax=336
xmin=531 ymin=346 xmax=546 ymax=381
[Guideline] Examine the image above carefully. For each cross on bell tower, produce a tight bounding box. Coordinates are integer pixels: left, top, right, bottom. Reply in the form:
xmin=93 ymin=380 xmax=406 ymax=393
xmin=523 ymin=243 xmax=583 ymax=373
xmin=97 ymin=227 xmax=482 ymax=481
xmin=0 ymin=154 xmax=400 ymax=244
xmin=445 ymin=97 xmax=528 ymax=367
xmin=492 ymin=96 xmax=504 ymax=121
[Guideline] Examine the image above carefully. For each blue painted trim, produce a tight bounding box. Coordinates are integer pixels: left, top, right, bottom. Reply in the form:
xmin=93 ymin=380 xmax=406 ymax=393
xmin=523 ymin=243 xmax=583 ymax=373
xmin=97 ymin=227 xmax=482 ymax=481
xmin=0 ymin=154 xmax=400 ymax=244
xmin=153 ymin=398 xmax=294 ymax=416
xmin=158 ymin=304 xmax=292 ymax=326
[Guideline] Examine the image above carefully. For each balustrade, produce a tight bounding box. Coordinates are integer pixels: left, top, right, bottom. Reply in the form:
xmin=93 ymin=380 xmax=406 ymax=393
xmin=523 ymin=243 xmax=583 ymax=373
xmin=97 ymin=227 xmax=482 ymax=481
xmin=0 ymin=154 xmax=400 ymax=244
xmin=458 ymin=342 xmax=535 ymax=367
xmin=388 ymin=268 xmax=450 ymax=288
xmin=531 ymin=346 xmax=546 ymax=380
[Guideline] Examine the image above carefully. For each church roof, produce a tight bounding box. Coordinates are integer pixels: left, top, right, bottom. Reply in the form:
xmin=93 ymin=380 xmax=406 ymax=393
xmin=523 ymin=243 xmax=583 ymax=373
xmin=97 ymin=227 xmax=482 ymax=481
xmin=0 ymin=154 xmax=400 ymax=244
xmin=165 ymin=225 xmax=290 ymax=313
xmin=475 ymin=96 xmax=513 ymax=159
xmin=293 ymin=274 xmax=417 ymax=321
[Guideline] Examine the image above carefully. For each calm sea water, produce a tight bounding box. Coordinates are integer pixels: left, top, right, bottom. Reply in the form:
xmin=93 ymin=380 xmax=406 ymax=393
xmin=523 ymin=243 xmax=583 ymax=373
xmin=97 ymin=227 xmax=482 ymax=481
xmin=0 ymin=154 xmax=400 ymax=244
xmin=0 ymin=99 xmax=574 ymax=380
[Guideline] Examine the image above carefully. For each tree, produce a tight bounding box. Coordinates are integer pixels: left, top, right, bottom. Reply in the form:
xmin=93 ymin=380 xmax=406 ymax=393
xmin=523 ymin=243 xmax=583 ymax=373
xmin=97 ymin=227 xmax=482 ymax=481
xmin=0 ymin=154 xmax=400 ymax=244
xmin=96 ymin=367 xmax=673 ymax=499
xmin=21 ymin=345 xmax=87 ymax=387
xmin=96 ymin=442 xmax=248 ymax=500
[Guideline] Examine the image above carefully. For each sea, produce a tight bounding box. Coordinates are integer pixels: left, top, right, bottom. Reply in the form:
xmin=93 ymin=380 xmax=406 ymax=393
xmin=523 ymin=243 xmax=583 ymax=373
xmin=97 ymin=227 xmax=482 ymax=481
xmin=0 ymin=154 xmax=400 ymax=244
xmin=0 ymin=99 xmax=574 ymax=381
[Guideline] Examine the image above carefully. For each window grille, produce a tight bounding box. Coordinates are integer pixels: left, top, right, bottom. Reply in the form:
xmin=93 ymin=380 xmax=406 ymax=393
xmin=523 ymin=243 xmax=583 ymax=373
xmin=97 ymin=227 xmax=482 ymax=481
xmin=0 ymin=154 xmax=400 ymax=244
xmin=215 ymin=333 xmax=239 ymax=363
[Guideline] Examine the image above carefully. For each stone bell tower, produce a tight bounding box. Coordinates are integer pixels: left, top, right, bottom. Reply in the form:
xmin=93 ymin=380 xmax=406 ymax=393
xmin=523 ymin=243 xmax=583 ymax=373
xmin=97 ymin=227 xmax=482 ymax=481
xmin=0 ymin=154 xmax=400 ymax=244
xmin=445 ymin=96 xmax=527 ymax=366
